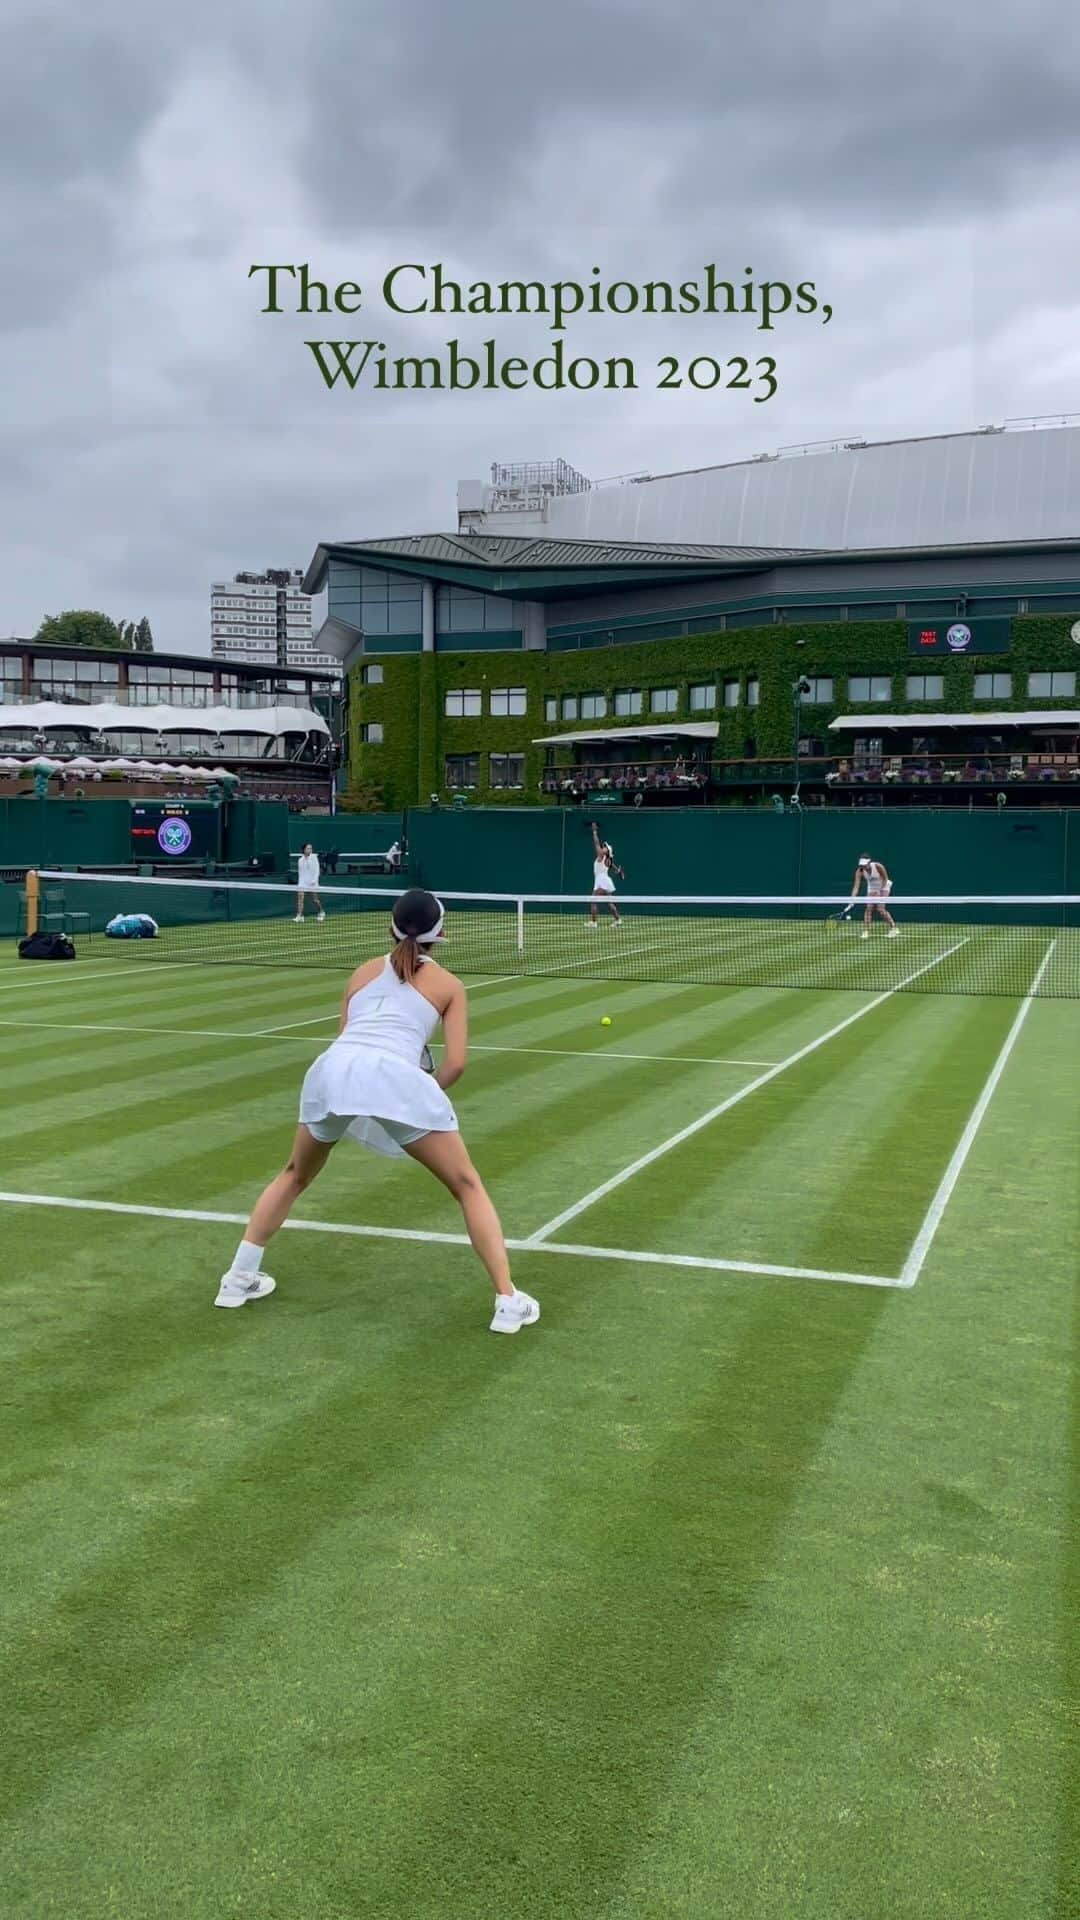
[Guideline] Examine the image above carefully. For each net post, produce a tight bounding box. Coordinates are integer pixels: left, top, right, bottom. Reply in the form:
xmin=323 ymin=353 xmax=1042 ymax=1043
xmin=517 ymin=897 xmax=525 ymax=955
xmin=25 ymin=869 xmax=40 ymax=936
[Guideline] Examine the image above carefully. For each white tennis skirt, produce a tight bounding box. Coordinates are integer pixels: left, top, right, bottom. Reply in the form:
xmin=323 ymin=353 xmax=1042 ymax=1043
xmin=593 ymin=875 xmax=616 ymax=895
xmin=299 ymin=1045 xmax=458 ymax=1159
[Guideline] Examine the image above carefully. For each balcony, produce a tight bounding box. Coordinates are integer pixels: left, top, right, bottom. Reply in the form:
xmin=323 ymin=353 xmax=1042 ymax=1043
xmin=540 ymin=750 xmax=1080 ymax=804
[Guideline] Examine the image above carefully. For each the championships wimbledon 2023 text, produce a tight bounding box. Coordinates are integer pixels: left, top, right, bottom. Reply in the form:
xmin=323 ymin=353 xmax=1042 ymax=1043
xmin=248 ymin=262 xmax=834 ymax=402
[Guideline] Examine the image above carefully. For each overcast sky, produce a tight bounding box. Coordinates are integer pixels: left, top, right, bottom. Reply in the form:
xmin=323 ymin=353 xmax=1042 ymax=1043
xmin=4 ymin=0 xmax=1080 ymax=652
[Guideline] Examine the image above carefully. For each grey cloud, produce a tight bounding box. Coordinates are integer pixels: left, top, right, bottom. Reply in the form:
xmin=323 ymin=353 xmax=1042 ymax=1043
xmin=2 ymin=0 xmax=1079 ymax=645
xmin=298 ymin=0 xmax=1080 ymax=229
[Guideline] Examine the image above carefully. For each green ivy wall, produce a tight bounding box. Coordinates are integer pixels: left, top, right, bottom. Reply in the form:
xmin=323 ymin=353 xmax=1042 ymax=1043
xmin=347 ymin=614 xmax=1080 ymax=808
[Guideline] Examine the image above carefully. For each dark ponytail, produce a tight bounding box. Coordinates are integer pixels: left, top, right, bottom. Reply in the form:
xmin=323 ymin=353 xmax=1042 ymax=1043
xmin=390 ymin=934 xmax=421 ymax=985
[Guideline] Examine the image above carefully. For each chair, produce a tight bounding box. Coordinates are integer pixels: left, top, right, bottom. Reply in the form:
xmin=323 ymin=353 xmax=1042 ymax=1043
xmin=39 ymin=887 xmax=91 ymax=940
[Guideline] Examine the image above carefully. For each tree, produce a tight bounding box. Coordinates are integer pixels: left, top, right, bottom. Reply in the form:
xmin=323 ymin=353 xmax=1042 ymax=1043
xmin=35 ymin=610 xmax=127 ymax=651
xmin=135 ymin=616 xmax=154 ymax=653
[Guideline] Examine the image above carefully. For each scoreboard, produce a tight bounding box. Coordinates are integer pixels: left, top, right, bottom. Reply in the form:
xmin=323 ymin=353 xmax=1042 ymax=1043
xmin=906 ymin=618 xmax=1012 ymax=656
xmin=131 ymin=802 xmax=221 ymax=861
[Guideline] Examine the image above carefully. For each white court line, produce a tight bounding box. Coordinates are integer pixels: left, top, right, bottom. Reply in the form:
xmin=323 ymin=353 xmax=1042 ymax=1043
xmin=0 ymin=959 xmax=236 ymax=995
xmin=458 ymin=1043 xmax=780 ymax=1068
xmin=252 ymin=974 xmax=519 ymax=1034
xmin=897 ymin=939 xmax=1057 ymax=1289
xmin=536 ymin=937 xmax=677 ymax=976
xmin=0 ymin=1191 xmax=899 ymax=1289
xmin=0 ymin=1013 xmax=780 ymax=1068
xmin=0 ymin=1016 xmax=317 ymax=1042
xmin=525 ymin=940 xmax=970 ymax=1244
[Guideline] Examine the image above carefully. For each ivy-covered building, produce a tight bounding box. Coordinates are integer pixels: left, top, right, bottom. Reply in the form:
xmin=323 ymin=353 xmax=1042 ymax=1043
xmin=303 ymin=527 xmax=1080 ymax=808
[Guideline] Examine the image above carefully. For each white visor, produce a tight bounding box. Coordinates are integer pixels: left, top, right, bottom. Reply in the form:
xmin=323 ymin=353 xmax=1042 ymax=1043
xmin=391 ymin=897 xmax=445 ymax=944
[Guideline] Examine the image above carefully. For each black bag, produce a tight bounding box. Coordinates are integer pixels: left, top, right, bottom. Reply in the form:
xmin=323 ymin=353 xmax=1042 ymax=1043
xmin=19 ymin=931 xmax=76 ymax=961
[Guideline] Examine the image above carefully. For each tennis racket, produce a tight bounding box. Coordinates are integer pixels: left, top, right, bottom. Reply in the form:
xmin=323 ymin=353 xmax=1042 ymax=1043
xmin=826 ymin=904 xmax=856 ymax=929
xmin=420 ymin=1044 xmax=435 ymax=1073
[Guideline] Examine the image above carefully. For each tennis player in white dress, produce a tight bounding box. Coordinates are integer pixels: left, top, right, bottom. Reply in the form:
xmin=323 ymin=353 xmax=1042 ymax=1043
xmin=849 ymin=855 xmax=899 ymax=938
xmin=215 ymin=888 xmax=539 ymax=1335
xmin=589 ymin=819 xmax=624 ymax=927
xmin=295 ymin=844 xmax=325 ymax=922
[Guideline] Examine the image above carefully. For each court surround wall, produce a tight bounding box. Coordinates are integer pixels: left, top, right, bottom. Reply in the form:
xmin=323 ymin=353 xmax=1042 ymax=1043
xmin=405 ymin=806 xmax=1077 ymax=900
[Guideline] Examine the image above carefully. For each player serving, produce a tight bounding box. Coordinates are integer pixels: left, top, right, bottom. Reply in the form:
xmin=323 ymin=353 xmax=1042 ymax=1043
xmin=589 ymin=820 xmax=624 ymax=927
xmin=215 ymin=888 xmax=539 ymax=1336
xmin=295 ymin=843 xmax=326 ymax=923
xmin=848 ymin=853 xmax=899 ymax=939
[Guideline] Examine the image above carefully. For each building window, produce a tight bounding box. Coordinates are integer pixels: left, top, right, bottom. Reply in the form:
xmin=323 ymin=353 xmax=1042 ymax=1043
xmin=561 ymin=695 xmax=579 ymax=722
xmin=689 ymin=683 xmax=716 ymax=712
xmin=444 ymin=688 xmax=482 ymax=718
xmin=723 ymin=678 xmax=740 ymax=709
xmin=1028 ymin=670 xmax=1077 ymax=698
xmin=974 ymin=672 xmax=1013 ymax=699
xmin=360 ymin=723 xmax=383 ymax=744
xmin=489 ymin=753 xmax=524 ymax=788
xmin=848 ymin=676 xmax=892 ymax=703
xmin=490 ymin=687 xmax=527 ymax=717
xmin=545 ymin=696 xmax=558 ymax=723
xmin=437 ymin=586 xmax=518 ymax=635
xmin=614 ymin=689 xmax=643 ymax=717
xmin=799 ymin=677 xmax=833 ymax=704
xmin=362 ymin=664 xmax=384 ymax=685
xmin=650 ymin=687 xmax=678 ymax=715
xmin=445 ymin=754 xmax=479 ymax=789
xmin=904 ymin=675 xmax=944 ymax=701
xmin=346 ymin=565 xmax=424 ymax=637
xmin=746 ymin=678 xmax=760 ymax=707
xmin=580 ymin=693 xmax=607 ymax=720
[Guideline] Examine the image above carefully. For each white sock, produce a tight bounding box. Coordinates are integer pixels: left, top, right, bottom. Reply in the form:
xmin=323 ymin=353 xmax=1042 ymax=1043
xmin=231 ymin=1240 xmax=264 ymax=1277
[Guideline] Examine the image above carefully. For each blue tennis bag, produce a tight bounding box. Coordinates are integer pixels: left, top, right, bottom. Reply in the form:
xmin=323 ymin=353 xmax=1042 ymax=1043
xmin=105 ymin=913 xmax=159 ymax=939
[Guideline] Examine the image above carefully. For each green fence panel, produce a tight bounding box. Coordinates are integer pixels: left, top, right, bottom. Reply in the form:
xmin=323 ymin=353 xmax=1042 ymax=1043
xmin=798 ymin=808 xmax=1070 ymax=899
xmin=287 ymin=813 xmax=403 ymax=854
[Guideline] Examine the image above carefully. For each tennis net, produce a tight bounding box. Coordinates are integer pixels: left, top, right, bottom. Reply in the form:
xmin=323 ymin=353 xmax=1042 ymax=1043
xmin=29 ymin=869 xmax=1080 ymax=998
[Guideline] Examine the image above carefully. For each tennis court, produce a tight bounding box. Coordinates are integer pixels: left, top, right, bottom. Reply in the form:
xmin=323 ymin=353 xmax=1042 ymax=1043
xmin=2 ymin=902 xmax=1077 ymax=1918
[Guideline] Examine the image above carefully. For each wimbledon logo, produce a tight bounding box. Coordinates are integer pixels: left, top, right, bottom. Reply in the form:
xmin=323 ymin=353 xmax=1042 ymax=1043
xmin=946 ymin=623 xmax=972 ymax=651
xmin=158 ymin=818 xmax=193 ymax=855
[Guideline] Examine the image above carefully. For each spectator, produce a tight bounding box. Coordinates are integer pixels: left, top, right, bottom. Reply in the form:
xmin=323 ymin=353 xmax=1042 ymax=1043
xmin=385 ymin=840 xmax=402 ymax=873
xmin=324 ymin=845 xmax=340 ymax=874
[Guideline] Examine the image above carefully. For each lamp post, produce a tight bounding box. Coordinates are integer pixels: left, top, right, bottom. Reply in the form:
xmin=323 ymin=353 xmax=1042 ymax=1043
xmin=792 ymin=676 xmax=812 ymax=808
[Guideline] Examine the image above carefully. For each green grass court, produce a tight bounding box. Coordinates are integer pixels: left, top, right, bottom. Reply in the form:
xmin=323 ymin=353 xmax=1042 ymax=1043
xmin=1 ymin=935 xmax=1076 ymax=1917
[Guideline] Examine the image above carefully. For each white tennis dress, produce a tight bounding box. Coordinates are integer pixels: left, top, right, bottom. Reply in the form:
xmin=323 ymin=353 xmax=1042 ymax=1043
xmin=297 ymin=852 xmax=320 ymax=892
xmin=299 ymin=957 xmax=458 ymax=1158
xmin=593 ymin=855 xmax=616 ymax=895
xmin=864 ymin=861 xmax=887 ymax=897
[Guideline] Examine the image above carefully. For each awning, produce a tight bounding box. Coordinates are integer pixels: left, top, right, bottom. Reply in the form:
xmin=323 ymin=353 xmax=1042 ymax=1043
xmin=830 ymin=710 xmax=1080 ymax=732
xmin=0 ymin=702 xmax=329 ymax=738
xmin=533 ymin=721 xmax=720 ymax=747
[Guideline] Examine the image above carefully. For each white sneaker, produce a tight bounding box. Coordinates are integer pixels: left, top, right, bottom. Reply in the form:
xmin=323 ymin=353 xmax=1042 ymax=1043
xmin=294 ymin=914 xmax=303 ymax=923
xmin=214 ymin=1270 xmax=276 ymax=1309
xmin=317 ymin=911 xmax=326 ymax=923
xmin=588 ymin=919 xmax=598 ymax=930
xmin=861 ymin=930 xmax=870 ymax=940
xmin=887 ymin=926 xmax=899 ymax=938
xmin=489 ymin=1289 xmax=540 ymax=1335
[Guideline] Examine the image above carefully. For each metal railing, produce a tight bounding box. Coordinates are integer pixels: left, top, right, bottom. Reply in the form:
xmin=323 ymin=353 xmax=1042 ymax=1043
xmin=541 ymin=750 xmax=1080 ymax=794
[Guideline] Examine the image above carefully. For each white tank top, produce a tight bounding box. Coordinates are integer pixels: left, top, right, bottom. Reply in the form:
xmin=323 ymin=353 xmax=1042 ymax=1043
xmin=594 ymin=857 xmax=612 ymax=883
xmin=333 ymin=957 xmax=440 ymax=1065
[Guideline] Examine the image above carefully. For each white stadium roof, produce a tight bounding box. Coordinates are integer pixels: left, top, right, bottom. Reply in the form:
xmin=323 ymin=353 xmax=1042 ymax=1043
xmin=0 ymin=703 xmax=329 ymax=737
xmin=459 ymin=419 xmax=1080 ymax=551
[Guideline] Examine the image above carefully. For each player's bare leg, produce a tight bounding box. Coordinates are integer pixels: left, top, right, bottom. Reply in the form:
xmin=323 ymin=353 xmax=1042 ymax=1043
xmin=215 ymin=1126 xmax=334 ymax=1306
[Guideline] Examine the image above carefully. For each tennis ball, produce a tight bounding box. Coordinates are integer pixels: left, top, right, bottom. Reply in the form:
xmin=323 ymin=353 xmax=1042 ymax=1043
xmin=600 ymin=1016 xmax=612 ymax=1027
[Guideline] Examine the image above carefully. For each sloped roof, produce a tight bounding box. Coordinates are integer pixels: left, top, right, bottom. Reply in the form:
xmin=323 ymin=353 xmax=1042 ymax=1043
xmin=304 ymin=532 xmax=827 ymax=597
xmin=319 ymin=532 xmax=820 ymax=567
